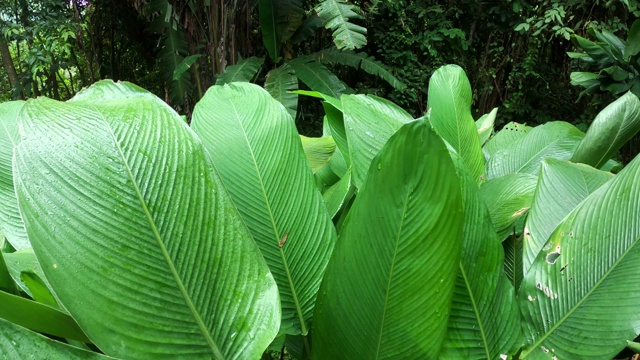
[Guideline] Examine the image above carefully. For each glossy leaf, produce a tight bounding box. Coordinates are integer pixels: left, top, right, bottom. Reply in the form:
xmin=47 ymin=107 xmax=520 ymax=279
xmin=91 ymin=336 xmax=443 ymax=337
xmin=0 ymin=101 xmax=29 ymax=250
xmin=20 ymin=271 xmax=58 ymax=308
xmin=313 ymin=120 xmax=463 ymax=359
xmin=0 ymin=251 xmax=18 ymax=295
xmin=479 ymin=173 xmax=537 ymax=241
xmin=428 ymin=65 xmax=485 ymax=183
xmin=441 ymin=154 xmax=522 ymax=359
xmin=523 ymin=159 xmax=613 ymax=274
xmin=300 ymin=135 xmax=336 ymax=173
xmin=0 ymin=319 xmax=110 ymax=359
xmin=519 ymin=152 xmax=640 ymax=359
xmin=571 ymin=92 xmax=640 ymax=168
xmin=503 ymin=234 xmax=524 ymax=290
xmin=342 ymin=94 xmax=413 ymax=189
xmin=215 ymin=57 xmax=265 ymax=85
xmin=486 ymin=122 xmax=584 ymax=179
xmin=265 ymin=64 xmax=299 ymax=119
xmin=315 ymin=0 xmax=367 ymax=50
xmin=322 ymin=168 xmax=353 ymax=218
xmin=476 ymin=107 xmax=497 ymax=146
xmin=288 ymin=56 xmax=347 ymax=98
xmin=192 ymin=83 xmax=337 ymax=336
xmin=16 ymin=81 xmax=280 ymax=359
xmin=3 ymin=249 xmax=49 ymax=298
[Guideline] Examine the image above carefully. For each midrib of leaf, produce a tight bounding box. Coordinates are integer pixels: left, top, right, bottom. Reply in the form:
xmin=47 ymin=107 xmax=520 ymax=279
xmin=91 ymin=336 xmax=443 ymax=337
xmin=230 ymin=104 xmax=308 ymax=336
xmin=458 ymin=262 xmax=491 ymax=359
xmin=521 ymin=232 xmax=640 ymax=358
xmin=593 ymin=121 xmax=624 ymax=167
xmin=373 ymin=190 xmax=410 ymax=359
xmin=515 ymin=137 xmax=572 ymax=174
xmin=101 ymin=117 xmax=224 ymax=360
xmin=325 ymin=0 xmax=357 ymax=48
xmin=293 ymin=60 xmax=339 ymax=98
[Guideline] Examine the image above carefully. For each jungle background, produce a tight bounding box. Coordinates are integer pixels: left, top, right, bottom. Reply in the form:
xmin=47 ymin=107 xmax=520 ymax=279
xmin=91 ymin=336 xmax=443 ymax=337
xmin=1 ymin=0 xmax=639 ymax=157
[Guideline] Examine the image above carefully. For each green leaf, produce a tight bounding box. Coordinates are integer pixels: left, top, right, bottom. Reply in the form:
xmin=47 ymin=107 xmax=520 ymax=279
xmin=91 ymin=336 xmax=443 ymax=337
xmin=571 ymin=92 xmax=640 ymax=168
xmin=519 ymin=152 xmax=640 ymax=359
xmin=215 ymin=56 xmax=265 ymax=85
xmin=592 ymin=29 xmax=626 ymax=62
xmin=300 ymin=135 xmax=336 ymax=173
xmin=0 ymin=251 xmax=19 ymax=295
xmin=288 ymin=57 xmax=347 ymax=98
xmin=192 ymin=83 xmax=337 ymax=336
xmin=265 ymin=64 xmax=299 ymax=119
xmin=625 ymin=20 xmax=640 ymax=60
xmin=342 ymin=94 xmax=413 ymax=189
xmin=172 ymin=54 xmax=202 ymax=81
xmin=0 ymin=290 xmax=90 ymax=342
xmin=571 ymin=34 xmax=611 ymax=64
xmin=0 ymin=318 xmax=111 ymax=359
xmin=158 ymin=24 xmax=191 ymax=105
xmin=20 ymin=271 xmax=58 ymax=308
xmin=441 ymin=154 xmax=522 ymax=359
xmin=476 ymin=108 xmax=497 ymax=146
xmin=322 ymin=168 xmax=353 ymax=218
xmin=290 ymin=15 xmax=323 ymax=44
xmin=315 ymin=0 xmax=367 ymax=50
xmin=486 ymin=122 xmax=584 ymax=179
xmin=260 ymin=0 xmax=304 ymax=61
xmin=479 ymin=173 xmax=537 ymax=241
xmin=310 ymin=48 xmax=406 ymax=90
xmin=0 ymin=101 xmax=29 ymax=250
xmin=523 ymin=159 xmax=613 ymax=274
xmin=627 ymin=340 xmax=640 ymax=353
xmin=3 ymin=249 xmax=50 ymax=298
xmin=483 ymin=122 xmax=532 ymax=159
xmin=428 ymin=65 xmax=485 ymax=183
xmin=503 ymin=234 xmax=524 ymax=290
xmin=16 ymin=81 xmax=280 ymax=359
xmin=312 ymin=120 xmax=463 ymax=359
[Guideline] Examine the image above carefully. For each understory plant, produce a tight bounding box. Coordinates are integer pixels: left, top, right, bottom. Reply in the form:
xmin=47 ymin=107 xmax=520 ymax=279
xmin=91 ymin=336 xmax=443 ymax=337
xmin=1 ymin=64 xmax=640 ymax=360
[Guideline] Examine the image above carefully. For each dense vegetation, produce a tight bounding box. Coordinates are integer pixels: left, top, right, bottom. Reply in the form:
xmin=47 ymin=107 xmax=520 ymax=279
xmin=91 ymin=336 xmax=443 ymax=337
xmin=2 ymin=1 xmax=640 ymax=359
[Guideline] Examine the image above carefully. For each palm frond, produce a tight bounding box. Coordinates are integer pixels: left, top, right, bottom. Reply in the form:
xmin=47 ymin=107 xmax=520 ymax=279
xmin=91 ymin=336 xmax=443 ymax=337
xmin=315 ymin=0 xmax=367 ymax=50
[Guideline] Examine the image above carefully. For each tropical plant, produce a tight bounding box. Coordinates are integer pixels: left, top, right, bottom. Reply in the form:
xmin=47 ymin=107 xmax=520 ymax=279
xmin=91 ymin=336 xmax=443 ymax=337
xmin=2 ymin=64 xmax=640 ymax=360
xmin=570 ymin=19 xmax=640 ymax=99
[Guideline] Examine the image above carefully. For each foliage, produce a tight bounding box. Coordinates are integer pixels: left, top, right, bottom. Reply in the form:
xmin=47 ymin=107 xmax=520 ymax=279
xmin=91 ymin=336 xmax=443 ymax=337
xmin=3 ymin=64 xmax=640 ymax=359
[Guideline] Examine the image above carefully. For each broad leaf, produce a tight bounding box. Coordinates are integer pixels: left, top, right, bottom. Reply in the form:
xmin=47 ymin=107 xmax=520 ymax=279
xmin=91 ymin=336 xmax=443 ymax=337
xmin=315 ymin=0 xmax=367 ymax=50
xmin=503 ymin=234 xmax=524 ymax=290
xmin=342 ymin=94 xmax=413 ymax=189
xmin=260 ymin=0 xmax=304 ymax=62
xmin=483 ymin=122 xmax=532 ymax=159
xmin=192 ymin=83 xmax=337 ymax=337
xmin=16 ymin=81 xmax=280 ymax=359
xmin=625 ymin=20 xmax=640 ymax=60
xmin=519 ymin=152 xmax=640 ymax=359
xmin=441 ymin=154 xmax=522 ymax=359
xmin=3 ymin=249 xmax=49 ymax=298
xmin=0 ymin=319 xmax=111 ymax=359
xmin=428 ymin=65 xmax=485 ymax=183
xmin=288 ymin=56 xmax=347 ymax=98
xmin=312 ymin=120 xmax=463 ymax=359
xmin=479 ymin=173 xmax=537 ymax=241
xmin=0 ymin=251 xmax=18 ymax=295
xmin=215 ymin=57 xmax=265 ymax=85
xmin=571 ymin=92 xmax=640 ymax=168
xmin=476 ymin=107 xmax=497 ymax=146
xmin=173 ymin=54 xmax=202 ymax=81
xmin=486 ymin=122 xmax=584 ymax=179
xmin=523 ymin=159 xmax=613 ymax=273
xmin=265 ymin=64 xmax=299 ymax=119
xmin=0 ymin=101 xmax=29 ymax=250
xmin=300 ymin=135 xmax=336 ymax=173
xmin=310 ymin=48 xmax=405 ymax=90
xmin=322 ymin=168 xmax=353 ymax=218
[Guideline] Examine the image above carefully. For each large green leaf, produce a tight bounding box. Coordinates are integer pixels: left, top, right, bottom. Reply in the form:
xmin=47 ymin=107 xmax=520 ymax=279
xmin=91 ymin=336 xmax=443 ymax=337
xmin=0 ymin=251 xmax=18 ymax=295
xmin=215 ymin=57 xmax=265 ymax=85
xmin=476 ymin=107 xmax=497 ymax=146
xmin=314 ymin=0 xmax=367 ymax=50
xmin=571 ymin=92 xmax=640 ymax=168
xmin=0 ymin=319 xmax=111 ymax=359
xmin=192 ymin=83 xmax=337 ymax=337
xmin=288 ymin=56 xmax=347 ymax=98
xmin=428 ymin=65 xmax=485 ymax=183
xmin=523 ymin=159 xmax=613 ymax=274
xmin=312 ymin=120 xmax=463 ymax=359
xmin=479 ymin=173 xmax=537 ymax=241
xmin=0 ymin=101 xmax=29 ymax=250
xmin=260 ymin=0 xmax=282 ymax=62
xmin=322 ymin=168 xmax=353 ymax=218
xmin=310 ymin=48 xmax=405 ymax=90
xmin=483 ymin=122 xmax=532 ymax=160
xmin=486 ymin=122 xmax=584 ymax=179
xmin=519 ymin=152 xmax=640 ymax=359
xmin=300 ymin=135 xmax=336 ymax=174
xmin=342 ymin=94 xmax=413 ymax=189
xmin=441 ymin=154 xmax=522 ymax=359
xmin=265 ymin=64 xmax=298 ymax=119
xmin=15 ymin=81 xmax=280 ymax=359
xmin=3 ymin=249 xmax=49 ymax=298
xmin=625 ymin=20 xmax=640 ymax=60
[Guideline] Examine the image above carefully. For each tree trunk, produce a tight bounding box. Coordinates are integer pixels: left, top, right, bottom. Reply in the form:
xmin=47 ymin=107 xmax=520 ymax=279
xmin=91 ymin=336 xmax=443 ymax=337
xmin=0 ymin=39 xmax=20 ymax=98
